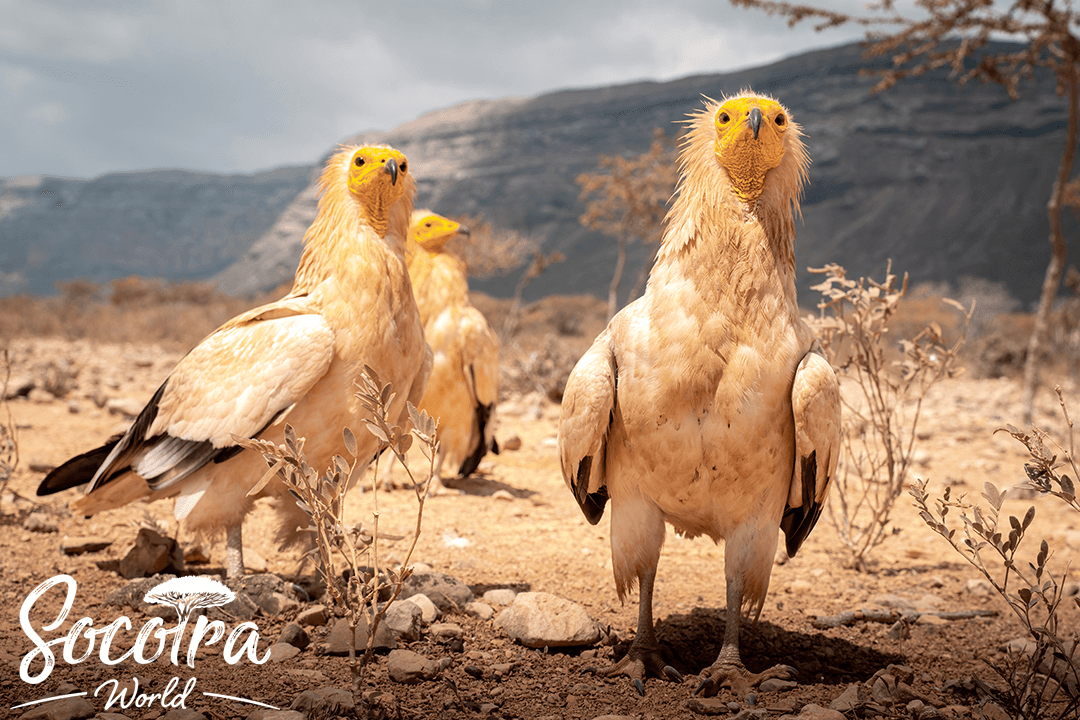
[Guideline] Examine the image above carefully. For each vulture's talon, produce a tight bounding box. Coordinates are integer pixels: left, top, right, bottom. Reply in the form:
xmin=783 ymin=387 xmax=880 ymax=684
xmin=632 ymin=678 xmax=645 ymax=696
xmin=581 ymin=666 xmax=597 ymax=675
xmin=695 ymin=677 xmax=718 ymax=697
xmin=663 ymin=665 xmax=683 ymax=683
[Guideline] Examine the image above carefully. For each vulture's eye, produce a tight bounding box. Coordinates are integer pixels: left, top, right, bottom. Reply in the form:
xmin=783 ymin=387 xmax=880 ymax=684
xmin=775 ymin=114 xmax=786 ymax=127
xmin=425 ymin=223 xmax=432 ymax=227
xmin=354 ymin=157 xmax=365 ymax=167
xmin=718 ymin=112 xmax=730 ymax=124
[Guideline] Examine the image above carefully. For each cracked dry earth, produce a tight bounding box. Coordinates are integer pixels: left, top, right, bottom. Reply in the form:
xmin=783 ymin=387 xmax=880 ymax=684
xmin=1 ymin=336 xmax=1079 ymax=720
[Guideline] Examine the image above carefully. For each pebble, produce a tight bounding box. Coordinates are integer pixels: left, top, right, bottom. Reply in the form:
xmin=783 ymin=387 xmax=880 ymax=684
xmin=965 ymin=578 xmax=993 ymax=596
xmin=17 ymin=696 xmax=96 ymax=720
xmin=161 ymin=709 xmax=206 ymax=720
xmin=492 ymin=489 xmax=514 ymax=501
xmin=61 ymin=535 xmax=113 ymax=555
xmin=387 ymin=649 xmax=439 ymax=683
xmin=325 ymin=616 xmax=396 ymax=654
xmin=294 ymin=604 xmax=329 ymax=626
xmin=28 ymin=458 xmax=57 ymax=473
xmin=465 ymin=601 xmax=495 ymax=620
xmin=267 ymin=643 xmax=301 ymax=662
xmin=67 ymin=399 xmax=81 ymax=414
xmin=23 ymin=512 xmax=58 ymax=533
xmin=277 ymin=623 xmax=309 ymax=649
xmin=106 ymin=397 xmax=144 ymax=417
xmin=401 ymin=571 xmax=474 ymax=611
xmin=494 ymin=591 xmax=601 ymax=648
xmin=403 ymin=592 xmax=440 ymax=622
xmin=290 ymin=687 xmax=354 ymax=717
xmin=482 ymin=588 xmax=518 ymax=606
xmin=501 ymin=434 xmax=522 ymax=450
xmin=758 ymin=678 xmax=797 ymax=692
xmin=245 ymin=711 xmax=306 ymax=720
xmin=778 ymin=704 xmax=845 ymax=720
xmin=383 ymin=600 xmax=424 ymax=641
xmin=118 ymin=527 xmax=185 ymax=579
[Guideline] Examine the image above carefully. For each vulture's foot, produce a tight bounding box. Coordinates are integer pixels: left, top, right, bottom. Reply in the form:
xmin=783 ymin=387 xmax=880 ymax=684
xmin=694 ymin=661 xmax=796 ymax=699
xmin=588 ymin=645 xmax=683 ymax=696
xmin=426 ymin=478 xmax=462 ymax=497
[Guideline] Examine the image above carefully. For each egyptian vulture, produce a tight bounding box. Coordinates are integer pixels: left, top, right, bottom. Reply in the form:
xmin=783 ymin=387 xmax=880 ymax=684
xmin=39 ymin=144 xmax=432 ymax=579
xmin=558 ymin=92 xmax=840 ymax=696
xmin=406 ymin=210 xmax=500 ymax=493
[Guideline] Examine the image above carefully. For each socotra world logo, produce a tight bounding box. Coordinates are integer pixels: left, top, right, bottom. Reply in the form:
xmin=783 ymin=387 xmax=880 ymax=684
xmin=13 ymin=574 xmax=276 ymax=713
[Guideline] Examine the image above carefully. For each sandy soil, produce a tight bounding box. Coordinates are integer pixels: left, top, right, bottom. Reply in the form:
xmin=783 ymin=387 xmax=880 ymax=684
xmin=1 ymin=336 xmax=1079 ymax=719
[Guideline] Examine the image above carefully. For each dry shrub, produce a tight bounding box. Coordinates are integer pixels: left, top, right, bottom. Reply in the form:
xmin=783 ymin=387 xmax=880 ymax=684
xmin=0 ymin=350 xmax=18 ymax=502
xmin=912 ymin=388 xmax=1080 ymax=719
xmin=235 ymin=367 xmax=437 ymax=712
xmin=809 ymin=262 xmax=972 ymax=570
xmin=0 ymin=278 xmax=288 ymax=351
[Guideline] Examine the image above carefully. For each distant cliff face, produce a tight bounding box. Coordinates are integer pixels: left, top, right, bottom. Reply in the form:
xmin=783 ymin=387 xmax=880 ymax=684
xmin=0 ymin=165 xmax=313 ymax=296
xmin=4 ymin=42 xmax=1075 ymax=306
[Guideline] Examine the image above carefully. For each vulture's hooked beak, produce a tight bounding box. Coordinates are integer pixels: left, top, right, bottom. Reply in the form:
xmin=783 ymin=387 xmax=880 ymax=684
xmin=457 ymin=225 xmax=471 ymax=238
xmin=384 ymin=158 xmax=399 ymax=185
xmin=749 ymin=107 xmax=763 ymax=140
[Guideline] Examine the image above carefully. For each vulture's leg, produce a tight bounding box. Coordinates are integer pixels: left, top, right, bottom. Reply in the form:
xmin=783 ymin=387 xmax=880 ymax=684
xmin=695 ymin=533 xmax=795 ymax=698
xmin=225 ymin=522 xmax=245 ymax=579
xmin=597 ymin=492 xmax=683 ymax=695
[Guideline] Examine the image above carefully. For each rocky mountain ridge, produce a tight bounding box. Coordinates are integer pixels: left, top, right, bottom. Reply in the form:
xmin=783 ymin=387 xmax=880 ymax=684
xmin=2 ymin=41 xmax=1074 ymax=306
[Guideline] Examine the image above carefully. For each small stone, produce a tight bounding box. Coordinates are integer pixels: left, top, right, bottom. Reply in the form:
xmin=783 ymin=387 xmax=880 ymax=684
xmin=793 ymin=704 xmax=845 ymax=720
xmin=325 ymin=616 xmax=396 ymax=654
xmin=23 ymin=512 xmax=58 ymax=533
xmin=246 ymin=711 xmax=306 ymax=720
xmin=278 ymin=623 xmax=309 ymax=649
xmin=267 ymin=642 xmax=301 ymax=663
xmin=27 ymin=458 xmax=57 ymax=473
xmin=387 ymin=648 xmax=439 ymax=683
xmin=966 ymin=578 xmax=993 ymax=596
xmin=183 ymin=543 xmax=211 ymax=564
xmin=403 ymin=593 xmax=440 ymax=622
xmin=784 ymin=580 xmax=813 ymax=594
xmin=67 ymin=400 xmax=81 ymax=414
xmin=482 ymin=588 xmax=518 ymax=606
xmin=492 ymin=489 xmax=514 ymax=501
xmin=118 ymin=527 xmax=185 ymax=579
xmin=290 ymin=687 xmax=355 ymax=717
xmin=401 ymin=571 xmax=473 ymax=611
xmin=829 ymin=683 xmax=867 ymax=713
xmin=494 ymin=591 xmax=600 ymax=648
xmin=61 ymin=535 xmax=113 ymax=555
xmin=384 ymin=600 xmax=424 ymax=641
xmin=29 ymin=388 xmax=56 ymax=404
xmin=161 ymin=709 xmax=206 ymax=720
xmin=501 ymin=434 xmax=522 ymax=451
xmin=17 ymin=696 xmax=95 ymax=720
xmin=295 ymin=604 xmax=329 ymax=626
xmin=466 ymin=601 xmax=495 ymax=620
xmin=106 ymin=397 xmax=145 ymax=417
xmin=431 ymin=622 xmax=464 ymax=640
xmin=759 ymin=678 xmax=797 ymax=692
xmin=687 ymin=697 xmax=733 ymax=715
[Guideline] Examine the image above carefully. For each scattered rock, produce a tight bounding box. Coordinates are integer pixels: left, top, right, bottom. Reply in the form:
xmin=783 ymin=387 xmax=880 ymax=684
xmin=830 ymin=683 xmax=868 ymax=714
xmin=23 ymin=512 xmax=58 ymax=533
xmin=277 ymin=623 xmax=309 ymax=649
xmin=4 ymin=374 xmax=34 ymax=399
xmin=106 ymin=397 xmax=145 ymax=417
xmin=759 ymin=678 xmax=798 ymax=692
xmin=161 ymin=709 xmax=207 ymax=720
xmin=400 ymin=571 xmax=473 ymax=611
xmin=183 ymin=543 xmax=211 ymax=565
xmin=29 ymin=388 xmax=56 ymax=404
xmin=780 ymin=704 xmax=845 ymax=720
xmin=387 ymin=648 xmax=439 ymax=683
xmin=403 ymin=593 xmax=440 ymax=622
xmin=784 ymin=579 xmax=813 ymax=594
xmin=67 ymin=399 xmax=81 ymax=414
xmin=61 ymin=535 xmax=113 ymax=555
xmin=289 ymin=687 xmax=355 ymax=718
xmin=466 ymin=601 xmax=495 ymax=620
xmin=965 ymin=578 xmax=994 ymax=596
xmin=384 ymin=600 xmax=424 ymax=641
xmin=430 ymin=622 xmax=464 ymax=640
xmin=501 ymin=434 xmax=522 ymax=451
xmin=245 ymin=548 xmax=269 ymax=574
xmin=245 ymin=711 xmax=306 ymax=720
xmin=482 ymin=588 xmax=518 ymax=606
xmin=687 ymin=697 xmax=735 ymax=715
xmin=28 ymin=458 xmax=57 ymax=473
xmin=227 ymin=574 xmax=298 ymax=617
xmin=325 ymin=616 xmax=396 ymax=654
xmin=267 ymin=643 xmax=301 ymax=663
xmin=17 ymin=695 xmax=95 ymax=720
xmin=119 ymin=527 xmax=185 ymax=579
xmin=295 ymin=604 xmax=330 ymax=627
xmin=492 ymin=489 xmax=514 ymax=501
xmin=494 ymin=591 xmax=601 ymax=648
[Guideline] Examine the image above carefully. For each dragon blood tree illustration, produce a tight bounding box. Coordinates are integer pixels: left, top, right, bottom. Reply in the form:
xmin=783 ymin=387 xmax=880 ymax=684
xmin=144 ymin=576 xmax=236 ymax=621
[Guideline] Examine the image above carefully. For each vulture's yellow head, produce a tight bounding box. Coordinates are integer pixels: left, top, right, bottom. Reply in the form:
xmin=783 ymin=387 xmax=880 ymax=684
xmin=346 ymin=145 xmax=410 ymax=236
xmin=409 ymin=210 xmax=469 ymax=253
xmin=713 ymin=95 xmax=790 ymax=204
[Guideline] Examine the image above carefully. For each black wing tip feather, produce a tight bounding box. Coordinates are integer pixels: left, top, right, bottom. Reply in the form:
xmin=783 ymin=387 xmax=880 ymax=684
xmin=36 ymin=436 xmax=123 ymax=496
xmin=456 ymin=401 xmax=497 ymax=478
xmin=781 ymin=450 xmax=823 ymax=558
xmin=573 ymin=456 xmax=608 ymax=525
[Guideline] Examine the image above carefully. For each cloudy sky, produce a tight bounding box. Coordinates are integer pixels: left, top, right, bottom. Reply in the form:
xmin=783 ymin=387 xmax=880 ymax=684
xmin=1 ymin=0 xmax=870 ymax=179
